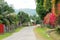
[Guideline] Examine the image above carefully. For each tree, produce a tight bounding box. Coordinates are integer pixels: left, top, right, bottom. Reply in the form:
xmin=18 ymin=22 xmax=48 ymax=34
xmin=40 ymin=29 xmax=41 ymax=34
xmin=0 ymin=1 xmax=15 ymax=32
xmin=30 ymin=15 xmax=41 ymax=24
xmin=36 ymin=0 xmax=52 ymax=20
xmin=36 ymin=0 xmax=46 ymax=20
xmin=44 ymin=0 xmax=52 ymax=10
xmin=0 ymin=1 xmax=14 ymax=25
xmin=18 ymin=11 xmax=30 ymax=24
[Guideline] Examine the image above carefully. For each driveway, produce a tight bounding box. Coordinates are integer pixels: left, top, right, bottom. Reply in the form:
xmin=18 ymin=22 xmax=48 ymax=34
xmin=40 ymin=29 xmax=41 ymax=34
xmin=3 ymin=26 xmax=37 ymax=40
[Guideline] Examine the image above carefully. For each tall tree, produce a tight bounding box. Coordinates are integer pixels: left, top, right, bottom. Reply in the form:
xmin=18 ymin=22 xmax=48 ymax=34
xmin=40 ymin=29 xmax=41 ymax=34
xmin=0 ymin=1 xmax=15 ymax=26
xmin=18 ymin=11 xmax=30 ymax=24
xmin=36 ymin=0 xmax=52 ymax=20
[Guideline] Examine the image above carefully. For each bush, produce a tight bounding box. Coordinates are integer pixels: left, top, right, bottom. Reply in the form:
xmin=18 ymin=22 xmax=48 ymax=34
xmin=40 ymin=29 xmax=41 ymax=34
xmin=0 ymin=20 xmax=3 ymax=24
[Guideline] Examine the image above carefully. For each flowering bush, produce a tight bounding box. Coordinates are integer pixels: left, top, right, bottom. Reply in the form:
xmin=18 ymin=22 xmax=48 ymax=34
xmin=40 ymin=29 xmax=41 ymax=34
xmin=44 ymin=13 xmax=57 ymax=27
xmin=49 ymin=13 xmax=57 ymax=27
xmin=43 ymin=13 xmax=51 ymax=24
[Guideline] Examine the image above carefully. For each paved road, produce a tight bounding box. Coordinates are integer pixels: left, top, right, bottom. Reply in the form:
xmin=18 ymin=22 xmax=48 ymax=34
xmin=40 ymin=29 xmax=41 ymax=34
xmin=3 ymin=26 xmax=37 ymax=40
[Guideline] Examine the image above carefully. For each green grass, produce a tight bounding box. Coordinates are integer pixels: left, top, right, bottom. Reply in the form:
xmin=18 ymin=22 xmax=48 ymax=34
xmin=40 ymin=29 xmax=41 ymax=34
xmin=35 ymin=27 xmax=53 ymax=40
xmin=0 ymin=33 xmax=12 ymax=40
xmin=0 ymin=26 xmax=23 ymax=40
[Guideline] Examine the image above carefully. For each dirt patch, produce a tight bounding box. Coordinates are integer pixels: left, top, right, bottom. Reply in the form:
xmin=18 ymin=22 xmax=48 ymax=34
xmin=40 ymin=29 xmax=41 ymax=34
xmin=49 ymin=31 xmax=60 ymax=40
xmin=46 ymin=28 xmax=60 ymax=40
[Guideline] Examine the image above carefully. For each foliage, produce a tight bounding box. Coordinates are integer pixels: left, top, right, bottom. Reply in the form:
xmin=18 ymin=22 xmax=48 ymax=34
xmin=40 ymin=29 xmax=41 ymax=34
xmin=0 ymin=20 xmax=3 ymax=24
xmin=56 ymin=16 xmax=60 ymax=25
xmin=44 ymin=13 xmax=57 ymax=27
xmin=0 ymin=1 xmax=15 ymax=25
xmin=36 ymin=18 xmax=40 ymax=24
xmin=36 ymin=2 xmax=46 ymax=20
xmin=56 ymin=16 xmax=60 ymax=34
xmin=0 ymin=1 xmax=18 ymax=33
xmin=36 ymin=0 xmax=52 ymax=20
xmin=18 ymin=11 xmax=30 ymax=24
xmin=45 ymin=0 xmax=52 ymax=11
xmin=30 ymin=15 xmax=41 ymax=24
xmin=43 ymin=13 xmax=50 ymax=24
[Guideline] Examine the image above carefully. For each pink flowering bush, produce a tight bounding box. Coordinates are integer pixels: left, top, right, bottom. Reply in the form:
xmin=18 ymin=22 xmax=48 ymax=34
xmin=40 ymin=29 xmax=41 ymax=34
xmin=44 ymin=13 xmax=57 ymax=27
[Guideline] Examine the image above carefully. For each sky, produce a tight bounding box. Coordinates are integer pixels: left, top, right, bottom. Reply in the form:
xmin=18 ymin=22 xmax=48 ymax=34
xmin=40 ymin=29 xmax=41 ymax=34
xmin=4 ymin=0 xmax=36 ymax=9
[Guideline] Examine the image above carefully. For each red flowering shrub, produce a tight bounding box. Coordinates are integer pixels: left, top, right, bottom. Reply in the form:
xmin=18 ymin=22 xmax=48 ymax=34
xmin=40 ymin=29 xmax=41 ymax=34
xmin=43 ymin=13 xmax=51 ymax=24
xmin=44 ymin=13 xmax=57 ymax=27
xmin=49 ymin=13 xmax=57 ymax=27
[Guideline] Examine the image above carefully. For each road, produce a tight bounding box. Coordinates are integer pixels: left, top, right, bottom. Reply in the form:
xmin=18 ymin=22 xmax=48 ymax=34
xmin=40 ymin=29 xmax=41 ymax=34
xmin=3 ymin=26 xmax=37 ymax=40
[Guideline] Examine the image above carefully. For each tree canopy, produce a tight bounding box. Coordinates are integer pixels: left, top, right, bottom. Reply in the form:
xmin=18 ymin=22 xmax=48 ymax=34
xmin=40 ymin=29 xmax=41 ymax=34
xmin=18 ymin=11 xmax=30 ymax=24
xmin=0 ymin=1 xmax=15 ymax=25
xmin=36 ymin=0 xmax=52 ymax=20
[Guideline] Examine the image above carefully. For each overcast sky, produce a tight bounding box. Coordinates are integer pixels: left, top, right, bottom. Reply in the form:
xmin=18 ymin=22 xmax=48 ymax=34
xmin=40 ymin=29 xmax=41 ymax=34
xmin=4 ymin=0 xmax=36 ymax=9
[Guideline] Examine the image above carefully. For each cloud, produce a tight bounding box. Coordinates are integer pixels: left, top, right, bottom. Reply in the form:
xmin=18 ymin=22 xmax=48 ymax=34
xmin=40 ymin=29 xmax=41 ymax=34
xmin=4 ymin=0 xmax=36 ymax=9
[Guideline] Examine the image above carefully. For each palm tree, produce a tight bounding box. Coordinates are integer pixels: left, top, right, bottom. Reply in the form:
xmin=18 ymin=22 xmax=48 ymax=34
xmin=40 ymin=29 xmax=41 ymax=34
xmin=0 ymin=1 xmax=15 ymax=32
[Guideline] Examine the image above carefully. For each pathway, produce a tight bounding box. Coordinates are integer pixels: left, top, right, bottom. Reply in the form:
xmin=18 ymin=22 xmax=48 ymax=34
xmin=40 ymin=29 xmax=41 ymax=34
xmin=3 ymin=26 xmax=37 ymax=40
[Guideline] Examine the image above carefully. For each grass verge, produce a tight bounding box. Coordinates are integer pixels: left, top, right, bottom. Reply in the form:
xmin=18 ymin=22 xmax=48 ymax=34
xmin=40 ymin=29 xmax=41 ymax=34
xmin=0 ymin=26 xmax=23 ymax=40
xmin=34 ymin=27 xmax=53 ymax=40
xmin=0 ymin=33 xmax=12 ymax=40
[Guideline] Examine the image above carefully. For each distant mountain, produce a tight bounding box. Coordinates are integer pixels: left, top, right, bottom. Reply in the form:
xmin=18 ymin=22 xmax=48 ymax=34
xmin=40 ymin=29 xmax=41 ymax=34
xmin=15 ymin=8 xmax=36 ymax=16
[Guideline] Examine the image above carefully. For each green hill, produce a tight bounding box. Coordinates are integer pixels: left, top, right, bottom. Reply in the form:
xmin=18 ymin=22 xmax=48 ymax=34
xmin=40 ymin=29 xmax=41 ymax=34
xmin=15 ymin=9 xmax=36 ymax=16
